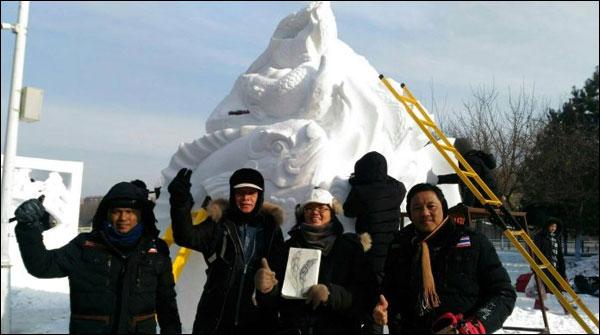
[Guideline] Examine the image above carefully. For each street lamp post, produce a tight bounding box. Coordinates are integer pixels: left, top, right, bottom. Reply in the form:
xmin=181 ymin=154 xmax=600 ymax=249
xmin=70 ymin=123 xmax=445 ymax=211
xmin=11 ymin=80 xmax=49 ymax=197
xmin=1 ymin=2 xmax=30 ymax=333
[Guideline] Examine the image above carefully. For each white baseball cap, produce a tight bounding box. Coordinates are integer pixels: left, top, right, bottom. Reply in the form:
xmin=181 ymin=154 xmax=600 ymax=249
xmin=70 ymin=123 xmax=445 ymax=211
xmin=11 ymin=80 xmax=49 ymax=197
xmin=303 ymin=187 xmax=334 ymax=206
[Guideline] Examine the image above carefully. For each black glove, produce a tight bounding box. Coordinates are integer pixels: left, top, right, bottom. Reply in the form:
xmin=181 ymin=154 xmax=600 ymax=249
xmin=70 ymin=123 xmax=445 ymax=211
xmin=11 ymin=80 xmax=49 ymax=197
xmin=168 ymin=168 xmax=193 ymax=205
xmin=14 ymin=197 xmax=46 ymax=231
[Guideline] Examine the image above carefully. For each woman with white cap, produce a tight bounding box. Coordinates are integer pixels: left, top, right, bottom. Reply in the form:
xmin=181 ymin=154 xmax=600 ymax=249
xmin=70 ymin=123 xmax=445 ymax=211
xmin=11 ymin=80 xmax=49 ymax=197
xmin=268 ymin=187 xmax=377 ymax=335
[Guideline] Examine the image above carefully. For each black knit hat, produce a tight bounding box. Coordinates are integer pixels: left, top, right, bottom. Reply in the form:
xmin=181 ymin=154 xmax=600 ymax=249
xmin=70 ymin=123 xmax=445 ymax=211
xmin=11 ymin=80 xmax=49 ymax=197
xmin=454 ymin=138 xmax=473 ymax=155
xmin=229 ymin=168 xmax=264 ymax=191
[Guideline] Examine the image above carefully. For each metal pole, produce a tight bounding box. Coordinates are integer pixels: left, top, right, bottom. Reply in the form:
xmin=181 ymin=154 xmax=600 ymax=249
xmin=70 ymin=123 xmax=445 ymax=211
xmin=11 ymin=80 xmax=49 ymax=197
xmin=1 ymin=2 xmax=30 ymax=333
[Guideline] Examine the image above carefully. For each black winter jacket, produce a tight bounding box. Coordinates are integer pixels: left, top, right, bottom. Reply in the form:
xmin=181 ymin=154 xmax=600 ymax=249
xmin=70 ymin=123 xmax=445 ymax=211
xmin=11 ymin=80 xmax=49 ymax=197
xmin=437 ymin=150 xmax=499 ymax=207
xmin=382 ymin=221 xmax=515 ymax=334
xmin=276 ymin=220 xmax=378 ymax=335
xmin=15 ymin=182 xmax=181 ymax=334
xmin=344 ymin=152 xmax=406 ymax=281
xmin=170 ymin=198 xmax=285 ymax=334
xmin=533 ymin=226 xmax=567 ymax=287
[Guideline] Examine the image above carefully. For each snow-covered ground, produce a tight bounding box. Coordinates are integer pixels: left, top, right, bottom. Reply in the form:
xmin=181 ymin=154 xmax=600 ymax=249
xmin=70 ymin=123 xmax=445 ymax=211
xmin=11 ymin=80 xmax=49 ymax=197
xmin=9 ymin=252 xmax=599 ymax=334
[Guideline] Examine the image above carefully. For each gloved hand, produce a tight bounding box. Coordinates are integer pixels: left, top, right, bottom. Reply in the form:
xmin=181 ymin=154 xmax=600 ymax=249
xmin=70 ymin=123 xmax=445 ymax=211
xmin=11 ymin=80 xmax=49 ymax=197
xmin=254 ymin=258 xmax=278 ymax=294
xmin=168 ymin=168 xmax=193 ymax=204
xmin=432 ymin=313 xmax=485 ymax=334
xmin=427 ymin=169 xmax=439 ymax=185
xmin=14 ymin=197 xmax=46 ymax=231
xmin=448 ymin=203 xmax=468 ymax=225
xmin=305 ymin=284 xmax=329 ymax=310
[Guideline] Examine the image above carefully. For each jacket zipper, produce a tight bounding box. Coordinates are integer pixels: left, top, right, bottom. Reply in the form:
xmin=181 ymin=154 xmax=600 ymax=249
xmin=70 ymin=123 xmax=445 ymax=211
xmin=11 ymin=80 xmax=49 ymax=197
xmin=106 ymin=255 xmax=112 ymax=287
xmin=234 ymin=263 xmax=249 ymax=326
xmin=213 ymin=222 xmax=245 ymax=331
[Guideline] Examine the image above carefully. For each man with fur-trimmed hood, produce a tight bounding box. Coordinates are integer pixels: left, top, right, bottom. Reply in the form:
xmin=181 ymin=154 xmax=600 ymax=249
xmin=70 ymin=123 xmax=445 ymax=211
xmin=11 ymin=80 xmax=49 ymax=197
xmin=267 ymin=187 xmax=378 ymax=335
xmin=168 ymin=168 xmax=285 ymax=334
xmin=14 ymin=181 xmax=181 ymax=334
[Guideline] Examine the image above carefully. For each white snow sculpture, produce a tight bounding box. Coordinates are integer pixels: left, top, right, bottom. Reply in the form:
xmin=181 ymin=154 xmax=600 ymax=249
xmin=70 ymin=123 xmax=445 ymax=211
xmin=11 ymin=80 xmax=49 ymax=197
xmin=157 ymin=1 xmax=459 ymax=229
xmin=155 ymin=2 xmax=461 ymax=331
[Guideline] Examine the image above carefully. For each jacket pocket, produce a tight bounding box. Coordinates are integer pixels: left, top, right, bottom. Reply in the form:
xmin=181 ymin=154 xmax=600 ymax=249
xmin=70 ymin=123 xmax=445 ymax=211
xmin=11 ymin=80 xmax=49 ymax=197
xmin=131 ymin=313 xmax=157 ymax=334
xmin=70 ymin=314 xmax=111 ymax=334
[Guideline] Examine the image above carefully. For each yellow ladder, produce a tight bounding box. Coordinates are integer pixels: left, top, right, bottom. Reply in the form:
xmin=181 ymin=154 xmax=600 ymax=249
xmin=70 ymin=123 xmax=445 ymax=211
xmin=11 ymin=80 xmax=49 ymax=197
xmin=379 ymin=74 xmax=599 ymax=334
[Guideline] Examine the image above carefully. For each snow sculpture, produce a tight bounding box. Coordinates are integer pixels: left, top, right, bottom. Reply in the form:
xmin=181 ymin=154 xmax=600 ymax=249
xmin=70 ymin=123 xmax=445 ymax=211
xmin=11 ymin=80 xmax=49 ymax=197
xmin=3 ymin=158 xmax=83 ymax=294
xmin=155 ymin=2 xmax=460 ymax=330
xmin=156 ymin=1 xmax=459 ymax=229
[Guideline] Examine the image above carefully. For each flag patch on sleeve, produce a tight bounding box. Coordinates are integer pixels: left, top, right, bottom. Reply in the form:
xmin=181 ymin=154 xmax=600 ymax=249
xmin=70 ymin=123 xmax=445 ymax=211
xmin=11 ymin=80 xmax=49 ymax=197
xmin=456 ymin=235 xmax=471 ymax=248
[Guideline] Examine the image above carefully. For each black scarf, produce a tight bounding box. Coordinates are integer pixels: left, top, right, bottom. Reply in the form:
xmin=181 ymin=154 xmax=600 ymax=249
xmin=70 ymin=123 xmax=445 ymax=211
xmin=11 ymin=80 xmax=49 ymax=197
xmin=299 ymin=221 xmax=337 ymax=256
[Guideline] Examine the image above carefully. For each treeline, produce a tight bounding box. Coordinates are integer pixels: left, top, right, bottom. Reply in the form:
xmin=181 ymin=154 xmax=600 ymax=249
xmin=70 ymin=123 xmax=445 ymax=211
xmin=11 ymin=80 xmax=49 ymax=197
xmin=443 ymin=66 xmax=599 ymax=249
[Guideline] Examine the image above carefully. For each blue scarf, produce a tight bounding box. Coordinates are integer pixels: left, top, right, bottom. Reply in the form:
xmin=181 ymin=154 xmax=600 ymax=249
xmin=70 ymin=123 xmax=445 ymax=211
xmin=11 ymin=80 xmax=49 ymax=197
xmin=103 ymin=221 xmax=144 ymax=247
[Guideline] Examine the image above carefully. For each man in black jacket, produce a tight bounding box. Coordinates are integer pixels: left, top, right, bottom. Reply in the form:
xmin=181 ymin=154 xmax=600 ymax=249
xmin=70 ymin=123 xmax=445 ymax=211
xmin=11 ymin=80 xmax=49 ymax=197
xmin=168 ymin=168 xmax=285 ymax=334
xmin=373 ymin=183 xmax=515 ymax=334
xmin=14 ymin=181 xmax=181 ymax=334
xmin=432 ymin=138 xmax=500 ymax=208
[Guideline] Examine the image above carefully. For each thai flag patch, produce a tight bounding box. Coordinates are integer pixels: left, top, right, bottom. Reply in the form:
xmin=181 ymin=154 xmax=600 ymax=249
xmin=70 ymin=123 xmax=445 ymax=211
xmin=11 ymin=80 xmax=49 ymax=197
xmin=147 ymin=247 xmax=158 ymax=254
xmin=456 ymin=236 xmax=471 ymax=248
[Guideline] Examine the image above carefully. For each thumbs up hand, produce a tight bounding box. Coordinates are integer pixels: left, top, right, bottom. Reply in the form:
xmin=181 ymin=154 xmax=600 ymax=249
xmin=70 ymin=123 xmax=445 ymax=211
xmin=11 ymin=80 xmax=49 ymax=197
xmin=373 ymin=294 xmax=389 ymax=326
xmin=255 ymin=258 xmax=278 ymax=294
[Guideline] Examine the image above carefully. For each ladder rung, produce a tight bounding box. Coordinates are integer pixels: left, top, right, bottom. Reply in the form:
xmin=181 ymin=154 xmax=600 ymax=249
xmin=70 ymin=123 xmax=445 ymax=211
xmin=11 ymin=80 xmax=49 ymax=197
xmin=511 ymin=230 xmax=526 ymax=236
xmin=400 ymin=95 xmax=417 ymax=105
xmin=537 ymin=265 xmax=548 ymax=270
xmin=438 ymin=144 xmax=458 ymax=152
xmin=460 ymin=170 xmax=477 ymax=177
xmin=482 ymin=200 xmax=502 ymax=206
xmin=419 ymin=119 xmax=436 ymax=128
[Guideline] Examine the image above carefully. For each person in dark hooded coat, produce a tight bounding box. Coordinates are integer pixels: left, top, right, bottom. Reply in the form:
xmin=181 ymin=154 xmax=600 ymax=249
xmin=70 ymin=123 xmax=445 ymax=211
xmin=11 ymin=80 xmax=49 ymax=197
xmin=168 ymin=168 xmax=285 ymax=334
xmin=532 ymin=217 xmax=569 ymax=311
xmin=343 ymin=151 xmax=406 ymax=285
xmin=13 ymin=181 xmax=181 ymax=334
xmin=432 ymin=138 xmax=500 ymax=207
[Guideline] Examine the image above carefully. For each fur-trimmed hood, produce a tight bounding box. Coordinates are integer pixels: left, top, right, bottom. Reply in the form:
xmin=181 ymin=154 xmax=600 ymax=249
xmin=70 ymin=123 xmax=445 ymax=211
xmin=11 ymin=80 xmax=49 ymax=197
xmin=205 ymin=198 xmax=285 ymax=226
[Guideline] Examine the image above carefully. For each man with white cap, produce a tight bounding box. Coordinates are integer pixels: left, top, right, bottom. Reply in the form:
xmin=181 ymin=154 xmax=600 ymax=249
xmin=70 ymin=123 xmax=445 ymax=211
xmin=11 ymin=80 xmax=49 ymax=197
xmin=269 ymin=187 xmax=378 ymax=335
xmin=168 ymin=168 xmax=285 ymax=334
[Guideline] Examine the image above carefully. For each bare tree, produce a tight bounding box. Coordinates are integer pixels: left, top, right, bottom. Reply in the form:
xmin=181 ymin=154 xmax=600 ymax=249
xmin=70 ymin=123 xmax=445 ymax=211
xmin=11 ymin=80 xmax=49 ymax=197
xmin=445 ymin=82 xmax=546 ymax=209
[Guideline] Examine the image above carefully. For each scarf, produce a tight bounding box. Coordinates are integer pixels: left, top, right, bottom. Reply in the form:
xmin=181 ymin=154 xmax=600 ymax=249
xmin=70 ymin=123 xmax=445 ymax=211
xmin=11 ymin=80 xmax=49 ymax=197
xmin=550 ymin=232 xmax=559 ymax=267
xmin=415 ymin=216 xmax=450 ymax=316
xmin=103 ymin=221 xmax=144 ymax=248
xmin=300 ymin=221 xmax=337 ymax=256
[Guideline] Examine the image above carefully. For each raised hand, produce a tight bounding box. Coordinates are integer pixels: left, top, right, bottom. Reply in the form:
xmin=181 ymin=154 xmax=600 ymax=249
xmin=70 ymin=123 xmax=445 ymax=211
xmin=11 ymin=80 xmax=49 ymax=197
xmin=254 ymin=258 xmax=278 ymax=294
xmin=168 ymin=168 xmax=193 ymax=203
xmin=14 ymin=197 xmax=46 ymax=231
xmin=373 ymin=294 xmax=388 ymax=326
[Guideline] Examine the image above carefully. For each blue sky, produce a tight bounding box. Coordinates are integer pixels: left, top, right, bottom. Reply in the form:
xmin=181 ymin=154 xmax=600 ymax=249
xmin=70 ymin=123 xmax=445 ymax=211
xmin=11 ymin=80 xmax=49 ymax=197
xmin=2 ymin=1 xmax=598 ymax=197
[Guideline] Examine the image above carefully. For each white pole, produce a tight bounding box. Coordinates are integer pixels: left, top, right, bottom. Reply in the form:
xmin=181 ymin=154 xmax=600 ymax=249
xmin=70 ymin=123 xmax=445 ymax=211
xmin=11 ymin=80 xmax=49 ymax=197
xmin=1 ymin=2 xmax=30 ymax=333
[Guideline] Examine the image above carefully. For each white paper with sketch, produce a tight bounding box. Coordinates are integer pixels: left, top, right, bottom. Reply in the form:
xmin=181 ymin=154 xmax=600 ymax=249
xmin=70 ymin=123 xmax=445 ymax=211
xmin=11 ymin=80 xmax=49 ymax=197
xmin=281 ymin=247 xmax=322 ymax=299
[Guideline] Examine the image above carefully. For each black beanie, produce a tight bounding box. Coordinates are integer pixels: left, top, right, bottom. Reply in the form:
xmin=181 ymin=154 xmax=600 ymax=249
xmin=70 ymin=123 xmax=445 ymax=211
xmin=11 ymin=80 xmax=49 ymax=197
xmin=454 ymin=138 xmax=473 ymax=155
xmin=230 ymin=168 xmax=264 ymax=191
